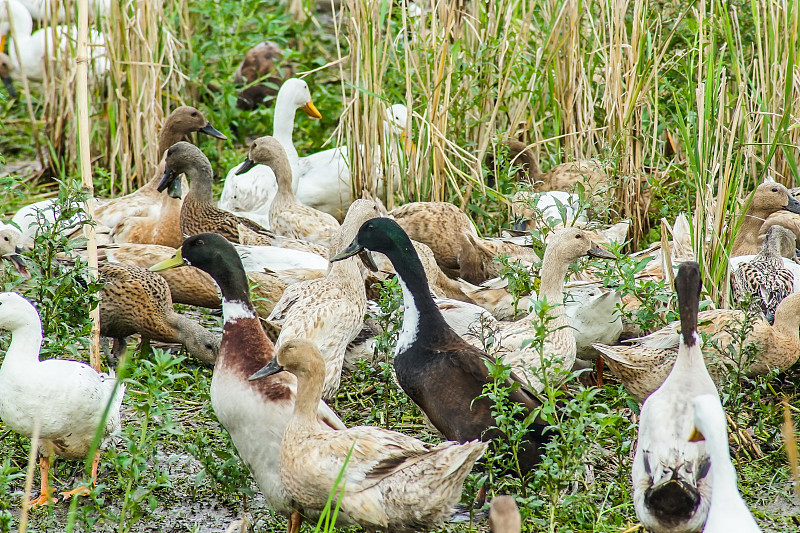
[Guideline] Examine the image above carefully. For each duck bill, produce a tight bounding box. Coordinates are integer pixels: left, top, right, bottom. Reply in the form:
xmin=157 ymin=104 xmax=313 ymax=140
xmin=330 ymin=240 xmax=364 ymax=263
xmin=587 ymin=242 xmax=615 ymax=259
xmin=4 ymin=252 xmax=30 ymax=278
xmin=149 ymin=247 xmax=186 ymax=271
xmin=248 ymin=357 xmax=284 ymax=381
xmin=157 ymin=165 xmax=182 ymax=198
xmin=235 ymin=157 xmax=257 ymax=176
xmin=301 ymin=99 xmax=322 ymax=120
xmin=199 ymin=122 xmax=227 ymax=140
xmin=401 ymin=131 xmax=415 ymax=153
xmin=688 ymin=427 xmax=705 ymax=442
xmin=2 ymin=75 xmax=15 ymax=99
xmin=0 ymin=35 xmax=6 ymax=53
xmin=785 ymin=195 xmax=800 ymax=214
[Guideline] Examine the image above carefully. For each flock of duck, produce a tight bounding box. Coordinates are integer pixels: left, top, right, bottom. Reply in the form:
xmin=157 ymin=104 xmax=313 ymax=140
xmin=1 ymin=18 xmax=799 ymax=531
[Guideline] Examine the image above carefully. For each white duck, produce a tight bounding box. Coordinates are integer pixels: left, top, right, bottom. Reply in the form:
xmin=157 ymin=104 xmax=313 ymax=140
xmin=689 ymin=394 xmax=761 ymax=533
xmin=0 ymin=0 xmax=107 ymax=82
xmin=0 ymin=292 xmax=123 ymax=507
xmin=219 ymin=77 xmax=321 ymax=225
xmin=15 ymin=0 xmax=110 ymax=21
xmin=632 ymin=262 xmax=716 ymax=533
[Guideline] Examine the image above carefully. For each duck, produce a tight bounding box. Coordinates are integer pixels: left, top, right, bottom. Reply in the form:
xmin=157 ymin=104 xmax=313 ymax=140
xmin=731 ymin=181 xmax=800 ymax=257
xmin=219 ymin=78 xmax=321 ymax=219
xmin=149 ymin=232 xmax=345 ymax=523
xmin=233 ymin=41 xmax=294 ymax=110
xmin=731 ymin=225 xmax=799 ymax=323
xmin=330 ymin=217 xmax=549 ymax=475
xmin=236 ymin=136 xmax=340 ymax=245
xmin=251 ymin=199 xmax=379 ymax=399
xmin=0 ymin=0 xmax=107 ymax=82
xmin=14 ymin=0 xmax=110 ymax=21
xmin=0 ymin=51 xmax=15 ymax=97
xmin=0 ymin=292 xmax=124 ymax=507
xmin=390 ymin=201 xmax=538 ymax=284
xmin=632 ymin=261 xmax=717 ymax=533
xmin=478 ymin=228 xmax=615 ymax=392
xmin=157 ymin=141 xmax=272 ymax=243
xmin=689 ymin=394 xmax=762 ymax=533
xmin=236 ymin=222 xmax=330 ymax=258
xmin=489 ymin=495 xmax=521 ymax=533
xmin=593 ymin=291 xmax=800 ymax=403
xmin=98 ymin=262 xmax=220 ymax=365
xmin=252 ymin=338 xmax=488 ymax=533
xmin=0 ymin=222 xmax=26 ymax=276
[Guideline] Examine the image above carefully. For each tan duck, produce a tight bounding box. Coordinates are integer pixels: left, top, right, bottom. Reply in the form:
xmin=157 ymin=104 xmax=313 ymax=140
xmin=731 ymin=182 xmax=800 ymax=257
xmin=252 ymin=200 xmax=379 ymax=398
xmin=593 ymin=292 xmax=800 ymax=403
xmin=157 ymin=141 xmax=271 ymax=243
xmin=150 ymin=233 xmax=345 ymax=526
xmin=731 ymin=225 xmax=799 ymax=323
xmin=98 ymin=262 xmax=220 ymax=365
xmin=390 ymin=201 xmax=537 ymax=284
xmin=236 ymin=136 xmax=340 ymax=245
xmin=234 ymin=41 xmax=294 ymax=110
xmin=253 ymin=338 xmax=487 ymax=533
xmin=97 ymin=106 xmax=227 ymax=248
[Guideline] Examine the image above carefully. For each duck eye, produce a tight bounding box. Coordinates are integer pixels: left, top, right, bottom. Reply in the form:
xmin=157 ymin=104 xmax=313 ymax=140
xmin=772 ymin=187 xmax=778 ymax=192
xmin=575 ymin=234 xmax=581 ymax=239
xmin=196 ymin=239 xmax=204 ymax=246
xmin=192 ymin=112 xmax=198 ymax=117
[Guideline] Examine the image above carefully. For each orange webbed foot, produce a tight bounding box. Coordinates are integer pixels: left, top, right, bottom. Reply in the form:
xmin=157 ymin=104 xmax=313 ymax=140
xmin=27 ymin=492 xmax=57 ymax=509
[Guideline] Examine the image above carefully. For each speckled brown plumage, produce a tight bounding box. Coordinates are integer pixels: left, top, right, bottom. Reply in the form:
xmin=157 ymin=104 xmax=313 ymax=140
xmin=99 ymin=263 xmax=219 ymax=365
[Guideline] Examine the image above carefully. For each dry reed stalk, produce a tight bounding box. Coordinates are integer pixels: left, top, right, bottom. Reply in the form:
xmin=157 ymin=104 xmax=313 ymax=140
xmin=781 ymin=398 xmax=800 ymax=502
xmin=18 ymin=421 xmax=40 ymax=533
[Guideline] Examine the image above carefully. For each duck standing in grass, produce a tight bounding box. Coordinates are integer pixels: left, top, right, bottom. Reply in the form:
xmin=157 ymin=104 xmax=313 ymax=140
xmin=0 ymin=292 xmax=123 ymax=507
xmin=150 ymin=233 xmax=345 ymax=526
xmin=330 ymin=217 xmax=548 ymax=475
xmin=235 ymin=136 xmax=340 ymax=246
xmin=632 ymin=262 xmax=717 ymax=533
xmin=689 ymin=394 xmax=761 ymax=533
xmin=251 ymin=199 xmax=380 ymax=399
xmin=253 ymin=338 xmax=488 ymax=533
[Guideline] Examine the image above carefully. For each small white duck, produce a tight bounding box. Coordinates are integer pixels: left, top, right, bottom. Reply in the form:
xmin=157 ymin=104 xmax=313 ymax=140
xmin=0 ymin=292 xmax=123 ymax=507
xmin=253 ymin=338 xmax=488 ymax=533
xmin=689 ymin=394 xmax=762 ymax=533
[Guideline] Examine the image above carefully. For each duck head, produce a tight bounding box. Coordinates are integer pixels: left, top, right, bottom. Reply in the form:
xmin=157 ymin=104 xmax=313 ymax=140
xmin=749 ymin=182 xmax=800 ymax=216
xmin=543 ymin=227 xmax=616 ymax=263
xmin=166 ymin=106 xmax=227 ymax=143
xmin=329 ymin=217 xmax=405 ymax=269
xmin=674 ymin=261 xmax=702 ymax=347
xmin=0 ymin=224 xmax=28 ymax=277
xmin=157 ymin=141 xmax=210 ymax=199
xmin=235 ymin=136 xmax=288 ymax=176
xmin=278 ymin=78 xmax=321 ymax=120
xmin=0 ymin=292 xmax=39 ymax=331
xmin=249 ymin=338 xmax=322 ymax=381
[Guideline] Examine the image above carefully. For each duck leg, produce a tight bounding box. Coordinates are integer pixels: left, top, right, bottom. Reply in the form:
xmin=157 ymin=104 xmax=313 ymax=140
xmin=27 ymin=456 xmax=57 ymax=508
xmin=60 ymin=449 xmax=100 ymax=500
xmin=595 ymin=356 xmax=604 ymax=387
xmin=286 ymin=510 xmax=303 ymax=533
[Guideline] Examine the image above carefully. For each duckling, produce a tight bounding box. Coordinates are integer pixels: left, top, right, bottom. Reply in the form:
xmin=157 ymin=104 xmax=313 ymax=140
xmin=236 ymin=136 xmax=340 ymax=245
xmin=593 ymin=292 xmax=800 ymax=403
xmin=731 ymin=182 xmax=800 ymax=257
xmin=0 ymin=292 xmax=124 ymax=507
xmin=220 ymin=78 xmax=321 ymax=219
xmin=731 ymin=225 xmax=798 ymax=323
xmin=489 ymin=496 xmax=521 ymax=533
xmin=689 ymin=394 xmax=762 ymax=533
xmin=253 ymin=338 xmax=488 ymax=533
xmin=234 ymin=41 xmax=294 ymax=110
xmin=632 ymin=261 xmax=717 ymax=533
xmin=330 ymin=217 xmax=549 ymax=475
xmin=149 ymin=233 xmax=345 ymax=522
xmin=251 ymin=199 xmax=379 ymax=398
xmin=157 ymin=141 xmax=271 ymax=243
xmin=98 ymin=263 xmax=219 ymax=365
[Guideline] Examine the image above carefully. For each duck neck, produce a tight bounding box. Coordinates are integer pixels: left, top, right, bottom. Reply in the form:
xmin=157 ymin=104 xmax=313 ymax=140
xmin=2 ymin=319 xmax=43 ymax=368
xmin=771 ymin=295 xmax=800 ymax=340
xmin=389 ymin=242 xmax=450 ymax=353
xmin=6 ymin=1 xmax=33 ymax=41
xmin=271 ymin=151 xmax=295 ymax=198
xmin=538 ymin=247 xmax=569 ymax=313
xmin=184 ymin=158 xmax=215 ymax=203
xmin=327 ymin=257 xmax=364 ymax=291
xmin=293 ymin=365 xmax=326 ymax=426
xmin=272 ymin=93 xmax=300 ymax=167
xmin=158 ymin=122 xmax=190 ymax=157
xmin=704 ymin=424 xmax=740 ymax=497
xmin=732 ymin=207 xmax=768 ymax=255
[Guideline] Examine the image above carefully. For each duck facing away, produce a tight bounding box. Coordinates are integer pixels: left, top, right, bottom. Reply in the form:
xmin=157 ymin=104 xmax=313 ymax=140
xmin=236 ymin=135 xmax=340 ymax=245
xmin=157 ymin=141 xmax=270 ymax=243
xmin=150 ymin=233 xmax=345 ymax=522
xmin=253 ymin=338 xmax=488 ymax=533
xmin=489 ymin=495 xmax=522 ymax=533
xmin=731 ymin=182 xmax=800 ymax=257
xmin=689 ymin=394 xmax=761 ymax=533
xmin=331 ymin=217 xmax=549 ymax=475
xmin=0 ymin=292 xmax=124 ymax=507
xmin=593 ymin=292 xmax=800 ymax=403
xmin=632 ymin=261 xmax=717 ymax=533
